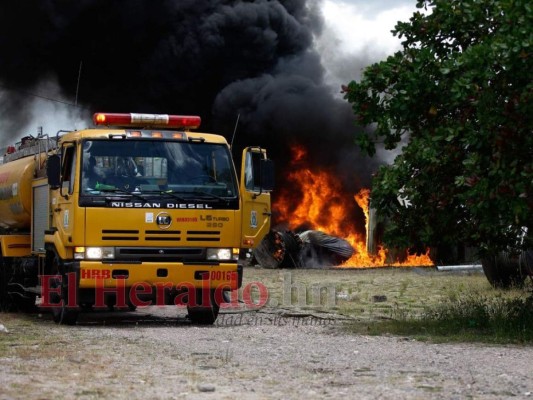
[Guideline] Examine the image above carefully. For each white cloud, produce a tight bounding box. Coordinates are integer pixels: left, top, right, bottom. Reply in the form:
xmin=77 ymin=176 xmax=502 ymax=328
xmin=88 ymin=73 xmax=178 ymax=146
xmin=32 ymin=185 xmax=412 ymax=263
xmin=317 ymin=0 xmax=416 ymax=89
xmin=322 ymin=0 xmax=411 ymax=56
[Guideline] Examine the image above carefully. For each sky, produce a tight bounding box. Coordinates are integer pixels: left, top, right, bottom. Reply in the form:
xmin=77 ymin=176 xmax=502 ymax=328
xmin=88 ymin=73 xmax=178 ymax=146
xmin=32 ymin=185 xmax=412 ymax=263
xmin=319 ymin=0 xmax=417 ymax=88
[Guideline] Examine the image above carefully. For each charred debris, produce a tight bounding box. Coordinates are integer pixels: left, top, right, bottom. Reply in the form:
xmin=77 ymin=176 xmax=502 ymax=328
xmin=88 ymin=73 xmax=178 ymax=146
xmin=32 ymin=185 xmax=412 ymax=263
xmin=252 ymin=229 xmax=354 ymax=269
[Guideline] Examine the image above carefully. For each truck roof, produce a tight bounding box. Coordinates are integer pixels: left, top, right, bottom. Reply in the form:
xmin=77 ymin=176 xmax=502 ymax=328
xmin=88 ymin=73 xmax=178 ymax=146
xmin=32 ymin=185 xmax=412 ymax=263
xmin=61 ymin=128 xmax=230 ymax=145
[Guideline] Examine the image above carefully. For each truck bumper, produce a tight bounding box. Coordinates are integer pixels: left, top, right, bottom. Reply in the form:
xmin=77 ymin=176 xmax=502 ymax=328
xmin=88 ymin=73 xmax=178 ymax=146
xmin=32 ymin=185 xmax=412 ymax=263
xmin=78 ymin=261 xmax=241 ymax=290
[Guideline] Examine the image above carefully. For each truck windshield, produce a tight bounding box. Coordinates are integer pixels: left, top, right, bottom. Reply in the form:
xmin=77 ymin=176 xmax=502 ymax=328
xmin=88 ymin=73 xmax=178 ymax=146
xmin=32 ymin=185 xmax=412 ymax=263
xmin=81 ymin=139 xmax=238 ymax=198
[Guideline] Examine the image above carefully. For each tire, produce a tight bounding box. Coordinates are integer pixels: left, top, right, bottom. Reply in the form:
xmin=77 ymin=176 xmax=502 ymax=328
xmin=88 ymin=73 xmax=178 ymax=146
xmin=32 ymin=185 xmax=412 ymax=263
xmin=10 ymin=258 xmax=38 ymax=313
xmin=0 ymin=253 xmax=17 ymax=312
xmin=481 ymin=251 xmax=526 ymax=289
xmin=187 ymin=289 xmax=219 ymax=325
xmin=0 ymin=254 xmax=37 ymax=312
xmin=50 ymin=276 xmax=79 ymax=325
xmin=0 ymin=256 xmax=10 ymax=312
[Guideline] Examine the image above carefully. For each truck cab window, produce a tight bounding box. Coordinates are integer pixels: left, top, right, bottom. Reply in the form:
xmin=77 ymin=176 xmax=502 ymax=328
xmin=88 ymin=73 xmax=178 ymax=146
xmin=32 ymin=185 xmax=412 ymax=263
xmin=244 ymin=150 xmax=263 ymax=192
xmin=61 ymin=146 xmax=76 ymax=195
xmin=80 ymin=140 xmax=238 ymax=198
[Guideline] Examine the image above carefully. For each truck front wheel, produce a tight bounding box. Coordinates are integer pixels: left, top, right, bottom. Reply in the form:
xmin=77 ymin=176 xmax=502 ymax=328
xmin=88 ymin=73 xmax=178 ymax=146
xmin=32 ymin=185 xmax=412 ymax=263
xmin=50 ymin=276 xmax=79 ymax=325
xmin=187 ymin=289 xmax=219 ymax=325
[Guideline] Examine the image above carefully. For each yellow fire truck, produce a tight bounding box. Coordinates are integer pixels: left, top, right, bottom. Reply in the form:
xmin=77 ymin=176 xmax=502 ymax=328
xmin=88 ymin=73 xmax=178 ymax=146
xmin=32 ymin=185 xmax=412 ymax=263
xmin=0 ymin=113 xmax=273 ymax=324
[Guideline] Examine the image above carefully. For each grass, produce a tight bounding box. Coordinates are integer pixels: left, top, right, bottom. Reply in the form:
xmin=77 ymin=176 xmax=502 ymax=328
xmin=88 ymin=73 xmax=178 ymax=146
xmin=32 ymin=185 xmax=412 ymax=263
xmin=242 ymin=266 xmax=533 ymax=344
xmin=345 ymin=285 xmax=533 ymax=344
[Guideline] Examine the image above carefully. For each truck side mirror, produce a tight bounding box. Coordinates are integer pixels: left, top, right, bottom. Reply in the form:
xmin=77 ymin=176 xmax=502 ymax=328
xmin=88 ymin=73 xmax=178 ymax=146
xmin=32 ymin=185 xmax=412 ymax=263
xmin=47 ymin=154 xmax=61 ymax=189
xmin=260 ymin=159 xmax=275 ymax=192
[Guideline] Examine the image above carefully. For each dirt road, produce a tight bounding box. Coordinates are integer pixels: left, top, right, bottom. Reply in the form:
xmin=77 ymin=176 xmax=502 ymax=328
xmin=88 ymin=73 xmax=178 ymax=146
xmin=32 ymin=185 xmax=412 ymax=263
xmin=1 ymin=267 xmax=532 ymax=399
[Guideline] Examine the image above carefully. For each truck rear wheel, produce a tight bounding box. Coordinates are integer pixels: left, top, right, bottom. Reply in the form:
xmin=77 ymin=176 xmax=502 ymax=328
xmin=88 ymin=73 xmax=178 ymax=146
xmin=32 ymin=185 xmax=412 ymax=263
xmin=0 ymin=254 xmax=37 ymax=312
xmin=481 ymin=251 xmax=526 ymax=289
xmin=0 ymin=255 xmax=10 ymax=311
xmin=10 ymin=258 xmax=38 ymax=313
xmin=187 ymin=289 xmax=219 ymax=325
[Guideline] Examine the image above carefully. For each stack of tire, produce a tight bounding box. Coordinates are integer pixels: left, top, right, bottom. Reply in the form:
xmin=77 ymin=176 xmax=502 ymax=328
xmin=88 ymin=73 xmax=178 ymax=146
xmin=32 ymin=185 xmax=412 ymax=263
xmin=481 ymin=250 xmax=533 ymax=288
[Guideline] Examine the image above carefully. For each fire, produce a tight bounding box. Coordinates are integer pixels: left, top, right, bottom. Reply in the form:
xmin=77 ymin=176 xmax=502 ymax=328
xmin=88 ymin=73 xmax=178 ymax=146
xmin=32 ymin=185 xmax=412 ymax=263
xmin=273 ymin=145 xmax=433 ymax=267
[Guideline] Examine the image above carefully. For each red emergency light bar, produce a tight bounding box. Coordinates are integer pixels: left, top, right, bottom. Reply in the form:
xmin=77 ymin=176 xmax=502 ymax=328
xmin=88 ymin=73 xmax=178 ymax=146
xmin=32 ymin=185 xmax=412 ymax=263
xmin=93 ymin=113 xmax=201 ymax=129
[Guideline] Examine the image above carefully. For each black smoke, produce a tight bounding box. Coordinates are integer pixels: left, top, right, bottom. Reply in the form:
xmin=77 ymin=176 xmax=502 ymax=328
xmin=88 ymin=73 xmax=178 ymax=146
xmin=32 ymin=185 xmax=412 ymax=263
xmin=0 ymin=0 xmax=381 ymax=194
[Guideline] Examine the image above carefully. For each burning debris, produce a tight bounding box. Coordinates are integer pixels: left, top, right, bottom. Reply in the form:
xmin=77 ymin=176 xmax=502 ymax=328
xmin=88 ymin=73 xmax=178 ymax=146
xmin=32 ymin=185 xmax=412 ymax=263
xmin=252 ymin=229 xmax=354 ymax=269
xmin=270 ymin=144 xmax=434 ymax=268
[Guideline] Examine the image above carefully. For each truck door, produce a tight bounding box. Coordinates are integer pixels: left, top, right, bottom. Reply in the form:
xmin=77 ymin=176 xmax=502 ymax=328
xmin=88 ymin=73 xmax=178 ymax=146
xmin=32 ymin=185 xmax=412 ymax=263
xmin=239 ymin=147 xmax=274 ymax=248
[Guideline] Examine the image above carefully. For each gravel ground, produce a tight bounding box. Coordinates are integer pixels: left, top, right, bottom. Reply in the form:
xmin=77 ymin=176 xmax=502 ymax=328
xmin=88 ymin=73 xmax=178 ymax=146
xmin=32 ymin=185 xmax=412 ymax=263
xmin=1 ymin=268 xmax=532 ymax=399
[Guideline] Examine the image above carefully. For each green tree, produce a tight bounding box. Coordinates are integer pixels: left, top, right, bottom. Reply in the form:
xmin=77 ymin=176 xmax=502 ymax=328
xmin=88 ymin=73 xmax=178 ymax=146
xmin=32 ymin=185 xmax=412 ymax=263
xmin=343 ymin=0 xmax=532 ymax=257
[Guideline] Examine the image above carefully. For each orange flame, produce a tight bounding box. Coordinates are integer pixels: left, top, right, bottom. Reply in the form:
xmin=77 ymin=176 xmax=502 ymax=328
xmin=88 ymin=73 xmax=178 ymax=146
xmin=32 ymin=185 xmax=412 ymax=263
xmin=273 ymin=145 xmax=433 ymax=267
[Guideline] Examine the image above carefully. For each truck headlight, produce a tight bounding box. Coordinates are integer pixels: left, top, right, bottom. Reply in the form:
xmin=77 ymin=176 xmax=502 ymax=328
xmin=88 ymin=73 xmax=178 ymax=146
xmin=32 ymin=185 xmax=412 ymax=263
xmin=85 ymin=247 xmax=115 ymax=260
xmin=206 ymin=248 xmax=239 ymax=261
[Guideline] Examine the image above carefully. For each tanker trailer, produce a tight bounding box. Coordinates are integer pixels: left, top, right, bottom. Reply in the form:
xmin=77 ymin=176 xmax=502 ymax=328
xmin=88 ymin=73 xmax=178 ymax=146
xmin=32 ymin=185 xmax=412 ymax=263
xmin=0 ymin=135 xmax=53 ymax=311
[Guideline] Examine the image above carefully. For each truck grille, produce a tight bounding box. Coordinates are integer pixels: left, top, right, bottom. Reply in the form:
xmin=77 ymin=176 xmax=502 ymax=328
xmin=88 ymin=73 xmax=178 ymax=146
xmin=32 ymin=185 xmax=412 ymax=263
xmin=102 ymin=229 xmax=139 ymax=241
xmin=144 ymin=230 xmax=181 ymax=241
xmin=99 ymin=230 xmax=221 ymax=246
xmin=115 ymin=247 xmax=205 ymax=262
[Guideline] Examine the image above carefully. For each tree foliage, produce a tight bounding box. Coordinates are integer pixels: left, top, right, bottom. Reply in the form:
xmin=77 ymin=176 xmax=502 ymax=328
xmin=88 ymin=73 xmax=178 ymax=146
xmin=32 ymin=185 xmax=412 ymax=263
xmin=344 ymin=0 xmax=532 ymax=255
